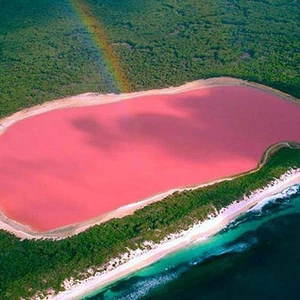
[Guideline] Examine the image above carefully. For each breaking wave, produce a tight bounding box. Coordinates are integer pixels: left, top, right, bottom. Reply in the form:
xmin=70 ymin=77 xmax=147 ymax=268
xmin=250 ymin=184 xmax=300 ymax=213
xmin=223 ymin=184 xmax=300 ymax=232
xmin=94 ymin=236 xmax=258 ymax=300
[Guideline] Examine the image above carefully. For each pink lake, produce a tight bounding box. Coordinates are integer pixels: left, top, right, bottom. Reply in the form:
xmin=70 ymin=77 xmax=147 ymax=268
xmin=0 ymin=86 xmax=299 ymax=231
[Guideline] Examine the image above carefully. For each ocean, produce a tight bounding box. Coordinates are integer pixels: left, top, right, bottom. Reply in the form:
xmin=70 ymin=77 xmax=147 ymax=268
xmin=86 ymin=184 xmax=300 ymax=300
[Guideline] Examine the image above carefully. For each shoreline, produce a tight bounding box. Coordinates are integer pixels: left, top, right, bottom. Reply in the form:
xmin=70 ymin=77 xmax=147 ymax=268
xmin=0 ymin=76 xmax=299 ymax=239
xmin=0 ymin=142 xmax=296 ymax=240
xmin=51 ymin=169 xmax=300 ymax=300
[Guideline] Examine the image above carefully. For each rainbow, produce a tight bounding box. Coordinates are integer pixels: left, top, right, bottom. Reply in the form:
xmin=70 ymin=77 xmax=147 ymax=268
xmin=70 ymin=0 xmax=131 ymax=93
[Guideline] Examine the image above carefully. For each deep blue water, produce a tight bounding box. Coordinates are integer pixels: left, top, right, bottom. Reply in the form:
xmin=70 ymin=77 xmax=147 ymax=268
xmin=86 ymin=184 xmax=300 ymax=300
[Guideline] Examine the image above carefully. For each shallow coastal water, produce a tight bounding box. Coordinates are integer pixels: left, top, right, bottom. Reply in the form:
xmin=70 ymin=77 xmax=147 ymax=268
xmin=87 ymin=184 xmax=300 ymax=299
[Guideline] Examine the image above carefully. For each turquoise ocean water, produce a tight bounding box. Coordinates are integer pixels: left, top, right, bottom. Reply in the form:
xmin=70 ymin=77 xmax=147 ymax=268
xmin=87 ymin=184 xmax=300 ymax=300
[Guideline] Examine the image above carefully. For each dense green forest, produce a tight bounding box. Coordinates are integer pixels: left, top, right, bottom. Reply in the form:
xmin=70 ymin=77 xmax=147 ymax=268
xmin=0 ymin=0 xmax=299 ymax=118
xmin=91 ymin=0 xmax=300 ymax=95
xmin=0 ymin=146 xmax=300 ymax=299
xmin=0 ymin=0 xmax=118 ymax=117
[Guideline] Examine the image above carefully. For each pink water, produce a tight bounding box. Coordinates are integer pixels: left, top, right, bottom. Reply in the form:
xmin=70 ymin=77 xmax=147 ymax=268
xmin=0 ymin=86 xmax=299 ymax=231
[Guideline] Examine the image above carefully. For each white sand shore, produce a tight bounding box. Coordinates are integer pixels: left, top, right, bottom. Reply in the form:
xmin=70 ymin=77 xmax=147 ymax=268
xmin=45 ymin=169 xmax=300 ymax=300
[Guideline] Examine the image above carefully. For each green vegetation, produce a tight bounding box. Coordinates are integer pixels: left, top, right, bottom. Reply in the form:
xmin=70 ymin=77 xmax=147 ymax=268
xmin=0 ymin=147 xmax=300 ymax=299
xmin=0 ymin=0 xmax=299 ymax=118
xmin=91 ymin=0 xmax=300 ymax=96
